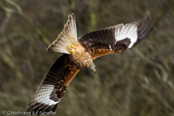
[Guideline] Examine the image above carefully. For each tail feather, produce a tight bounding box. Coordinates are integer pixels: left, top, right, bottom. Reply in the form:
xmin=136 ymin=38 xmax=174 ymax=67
xmin=47 ymin=13 xmax=77 ymax=54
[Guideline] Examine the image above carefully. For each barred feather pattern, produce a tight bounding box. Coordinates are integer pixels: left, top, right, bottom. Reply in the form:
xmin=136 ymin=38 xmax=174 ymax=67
xmin=47 ymin=13 xmax=77 ymax=54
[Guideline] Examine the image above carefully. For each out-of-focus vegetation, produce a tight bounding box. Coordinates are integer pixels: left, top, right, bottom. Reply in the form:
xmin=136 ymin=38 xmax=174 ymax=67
xmin=0 ymin=0 xmax=174 ymax=116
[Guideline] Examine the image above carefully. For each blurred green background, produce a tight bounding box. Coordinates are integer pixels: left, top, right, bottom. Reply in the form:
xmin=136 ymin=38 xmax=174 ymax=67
xmin=0 ymin=0 xmax=174 ymax=116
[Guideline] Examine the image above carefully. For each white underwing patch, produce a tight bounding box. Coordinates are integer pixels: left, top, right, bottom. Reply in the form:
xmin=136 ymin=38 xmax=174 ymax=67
xmin=114 ymin=23 xmax=138 ymax=48
xmin=108 ymin=45 xmax=112 ymax=51
xmin=34 ymin=84 xmax=59 ymax=106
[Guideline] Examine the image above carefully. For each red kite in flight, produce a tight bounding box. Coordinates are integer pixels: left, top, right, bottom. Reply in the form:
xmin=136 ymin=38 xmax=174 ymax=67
xmin=26 ymin=13 xmax=154 ymax=113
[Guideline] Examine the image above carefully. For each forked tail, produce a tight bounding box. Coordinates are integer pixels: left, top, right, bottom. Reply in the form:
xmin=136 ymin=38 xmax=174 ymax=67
xmin=47 ymin=13 xmax=77 ymax=54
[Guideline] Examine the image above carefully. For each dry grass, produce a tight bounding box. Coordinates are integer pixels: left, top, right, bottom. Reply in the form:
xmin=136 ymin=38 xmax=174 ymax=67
xmin=0 ymin=0 xmax=174 ymax=116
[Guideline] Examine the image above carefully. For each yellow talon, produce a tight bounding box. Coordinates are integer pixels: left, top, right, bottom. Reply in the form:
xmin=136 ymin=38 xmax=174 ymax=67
xmin=70 ymin=49 xmax=73 ymax=54
xmin=71 ymin=44 xmax=75 ymax=48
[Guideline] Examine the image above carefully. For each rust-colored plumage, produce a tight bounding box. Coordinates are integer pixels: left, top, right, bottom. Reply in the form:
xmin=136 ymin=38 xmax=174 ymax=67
xmin=26 ymin=13 xmax=154 ymax=114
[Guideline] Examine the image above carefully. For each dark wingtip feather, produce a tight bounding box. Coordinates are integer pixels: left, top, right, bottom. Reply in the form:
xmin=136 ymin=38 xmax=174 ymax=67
xmin=26 ymin=102 xmax=58 ymax=115
xmin=133 ymin=16 xmax=154 ymax=46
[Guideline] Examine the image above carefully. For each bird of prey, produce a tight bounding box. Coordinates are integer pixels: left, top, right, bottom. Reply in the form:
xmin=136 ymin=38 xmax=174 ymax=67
xmin=26 ymin=13 xmax=154 ymax=113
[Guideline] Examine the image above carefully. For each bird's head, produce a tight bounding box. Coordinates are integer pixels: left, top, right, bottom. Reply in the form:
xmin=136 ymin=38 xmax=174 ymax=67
xmin=90 ymin=63 xmax=96 ymax=73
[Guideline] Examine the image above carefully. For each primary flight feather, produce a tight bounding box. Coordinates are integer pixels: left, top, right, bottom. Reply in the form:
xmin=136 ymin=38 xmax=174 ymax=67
xmin=26 ymin=13 xmax=154 ymax=113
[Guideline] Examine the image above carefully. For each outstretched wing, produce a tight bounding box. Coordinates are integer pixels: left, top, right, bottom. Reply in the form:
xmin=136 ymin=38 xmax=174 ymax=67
xmin=79 ymin=17 xmax=154 ymax=59
xmin=26 ymin=54 xmax=80 ymax=113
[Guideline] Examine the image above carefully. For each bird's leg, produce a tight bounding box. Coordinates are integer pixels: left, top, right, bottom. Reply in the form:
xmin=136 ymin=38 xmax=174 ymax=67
xmin=71 ymin=44 xmax=75 ymax=48
xmin=69 ymin=49 xmax=73 ymax=54
xmin=69 ymin=44 xmax=75 ymax=54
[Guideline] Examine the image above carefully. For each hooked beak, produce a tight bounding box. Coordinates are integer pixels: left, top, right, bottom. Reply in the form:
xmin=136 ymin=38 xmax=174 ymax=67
xmin=93 ymin=69 xmax=96 ymax=73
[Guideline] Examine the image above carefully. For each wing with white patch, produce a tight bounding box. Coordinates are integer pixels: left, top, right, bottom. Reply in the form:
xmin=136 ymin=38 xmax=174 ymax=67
xmin=26 ymin=54 xmax=80 ymax=113
xmin=79 ymin=17 xmax=154 ymax=59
